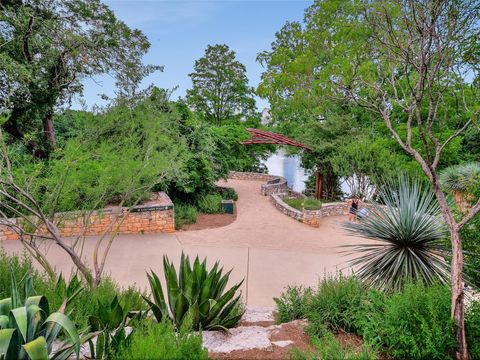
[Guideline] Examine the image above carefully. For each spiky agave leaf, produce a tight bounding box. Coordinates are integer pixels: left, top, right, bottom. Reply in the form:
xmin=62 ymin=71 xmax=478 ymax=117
xmin=342 ymin=177 xmax=450 ymax=292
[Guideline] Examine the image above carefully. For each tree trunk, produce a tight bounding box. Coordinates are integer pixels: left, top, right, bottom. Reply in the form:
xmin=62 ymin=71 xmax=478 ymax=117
xmin=42 ymin=112 xmax=56 ymax=146
xmin=451 ymin=227 xmax=468 ymax=360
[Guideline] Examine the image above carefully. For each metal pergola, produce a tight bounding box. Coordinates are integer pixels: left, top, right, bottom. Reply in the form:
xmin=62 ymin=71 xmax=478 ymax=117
xmin=242 ymin=128 xmax=324 ymax=199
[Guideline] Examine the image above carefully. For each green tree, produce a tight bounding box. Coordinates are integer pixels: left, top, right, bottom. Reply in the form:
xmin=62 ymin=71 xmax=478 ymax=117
xmin=187 ymin=44 xmax=256 ymax=123
xmin=0 ymin=0 xmax=160 ymax=158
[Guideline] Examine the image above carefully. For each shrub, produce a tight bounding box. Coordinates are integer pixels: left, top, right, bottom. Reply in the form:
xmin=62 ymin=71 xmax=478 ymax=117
xmin=466 ymin=301 xmax=480 ymax=360
xmin=307 ymin=276 xmax=367 ymax=336
xmin=359 ymin=283 xmax=455 ymax=359
xmin=174 ymin=203 xmax=198 ymax=229
xmin=274 ymin=285 xmax=312 ymax=324
xmin=114 ymin=320 xmax=208 ymax=360
xmin=217 ymin=187 xmax=239 ymax=201
xmin=0 ymin=250 xmax=145 ymax=331
xmin=290 ymin=331 xmax=377 ymax=360
xmin=144 ymin=253 xmax=245 ymax=330
xmin=0 ymin=248 xmax=41 ymax=299
xmin=197 ymin=194 xmax=223 ymax=214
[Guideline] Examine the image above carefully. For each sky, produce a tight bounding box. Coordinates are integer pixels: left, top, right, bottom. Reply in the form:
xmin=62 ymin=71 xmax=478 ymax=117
xmin=79 ymin=0 xmax=311 ymax=111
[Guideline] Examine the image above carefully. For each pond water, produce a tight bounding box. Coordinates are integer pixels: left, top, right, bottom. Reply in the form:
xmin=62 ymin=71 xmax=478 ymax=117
xmin=262 ymin=149 xmax=352 ymax=196
xmin=262 ymin=149 xmax=310 ymax=193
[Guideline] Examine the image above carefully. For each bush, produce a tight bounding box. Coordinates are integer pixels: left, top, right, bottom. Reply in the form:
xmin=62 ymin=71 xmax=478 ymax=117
xmin=466 ymin=301 xmax=480 ymax=360
xmin=307 ymin=276 xmax=367 ymax=336
xmin=291 ymin=331 xmax=377 ymax=360
xmin=0 ymin=249 xmax=145 ymax=330
xmin=217 ymin=187 xmax=239 ymax=201
xmin=197 ymin=194 xmax=223 ymax=214
xmin=174 ymin=203 xmax=198 ymax=229
xmin=274 ymin=285 xmax=312 ymax=324
xmin=114 ymin=320 xmax=208 ymax=360
xmin=359 ymin=283 xmax=455 ymax=359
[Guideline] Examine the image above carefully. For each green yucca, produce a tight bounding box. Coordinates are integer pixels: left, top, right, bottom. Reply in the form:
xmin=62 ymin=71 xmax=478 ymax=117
xmin=439 ymin=162 xmax=480 ymax=193
xmin=342 ymin=177 xmax=450 ymax=292
xmin=144 ymin=253 xmax=244 ymax=330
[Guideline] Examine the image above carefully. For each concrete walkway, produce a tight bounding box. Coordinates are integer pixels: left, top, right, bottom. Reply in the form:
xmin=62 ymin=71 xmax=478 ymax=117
xmin=1 ymin=179 xmax=366 ymax=306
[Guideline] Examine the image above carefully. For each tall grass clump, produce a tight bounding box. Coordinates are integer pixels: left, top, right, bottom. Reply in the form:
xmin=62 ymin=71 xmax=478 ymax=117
xmin=114 ymin=320 xmax=208 ymax=360
xmin=274 ymin=285 xmax=312 ymax=323
xmin=197 ymin=194 xmax=223 ymax=214
xmin=174 ymin=203 xmax=198 ymax=229
xmin=359 ymin=283 xmax=455 ymax=359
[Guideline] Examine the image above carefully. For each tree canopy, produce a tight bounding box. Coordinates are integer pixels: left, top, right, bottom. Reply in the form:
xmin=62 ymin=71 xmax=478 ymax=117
xmin=187 ymin=44 xmax=256 ymax=123
xmin=0 ymin=0 xmax=159 ymax=158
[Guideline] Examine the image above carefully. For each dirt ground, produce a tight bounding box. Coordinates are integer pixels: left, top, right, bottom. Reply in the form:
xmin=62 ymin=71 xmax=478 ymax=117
xmin=209 ymin=320 xmax=313 ymax=360
xmin=181 ymin=210 xmax=237 ymax=231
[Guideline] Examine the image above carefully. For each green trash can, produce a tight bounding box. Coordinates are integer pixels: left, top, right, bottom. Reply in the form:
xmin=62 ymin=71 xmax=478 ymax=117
xmin=222 ymin=200 xmax=235 ymax=214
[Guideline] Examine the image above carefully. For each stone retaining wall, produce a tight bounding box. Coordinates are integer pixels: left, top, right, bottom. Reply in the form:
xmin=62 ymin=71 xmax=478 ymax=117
xmin=271 ymin=193 xmax=322 ymax=228
xmin=0 ymin=192 xmax=175 ymax=241
xmin=228 ymin=171 xmax=289 ymax=196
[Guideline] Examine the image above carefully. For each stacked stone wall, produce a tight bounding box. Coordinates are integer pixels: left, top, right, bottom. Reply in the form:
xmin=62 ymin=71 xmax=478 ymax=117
xmin=0 ymin=192 xmax=175 ymax=241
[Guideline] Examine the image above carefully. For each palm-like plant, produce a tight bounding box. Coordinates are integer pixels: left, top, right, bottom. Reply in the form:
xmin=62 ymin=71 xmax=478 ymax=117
xmin=439 ymin=162 xmax=480 ymax=193
xmin=342 ymin=177 xmax=450 ymax=292
xmin=144 ymin=253 xmax=244 ymax=330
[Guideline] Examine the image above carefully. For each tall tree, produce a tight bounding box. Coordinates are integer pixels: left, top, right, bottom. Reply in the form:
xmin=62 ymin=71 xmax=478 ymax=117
xmin=187 ymin=44 xmax=256 ymax=123
xmin=328 ymin=1 xmax=479 ymax=358
xmin=0 ymin=0 xmax=159 ymax=158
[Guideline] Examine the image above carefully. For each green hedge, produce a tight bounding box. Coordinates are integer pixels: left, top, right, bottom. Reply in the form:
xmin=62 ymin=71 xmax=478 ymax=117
xmin=275 ymin=276 xmax=480 ymax=359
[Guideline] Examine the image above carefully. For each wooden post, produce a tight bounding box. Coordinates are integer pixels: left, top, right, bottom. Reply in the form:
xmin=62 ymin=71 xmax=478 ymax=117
xmin=315 ymin=171 xmax=323 ymax=200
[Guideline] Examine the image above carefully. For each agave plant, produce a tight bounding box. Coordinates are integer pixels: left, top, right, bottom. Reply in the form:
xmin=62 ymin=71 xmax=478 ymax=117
xmin=144 ymin=253 xmax=244 ymax=330
xmin=0 ymin=274 xmax=81 ymax=360
xmin=342 ymin=177 xmax=450 ymax=292
xmin=87 ymin=295 xmax=144 ymax=359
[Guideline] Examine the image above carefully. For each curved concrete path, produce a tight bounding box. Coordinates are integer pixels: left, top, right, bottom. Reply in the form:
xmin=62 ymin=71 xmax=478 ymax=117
xmin=1 ymin=179 xmax=366 ymax=306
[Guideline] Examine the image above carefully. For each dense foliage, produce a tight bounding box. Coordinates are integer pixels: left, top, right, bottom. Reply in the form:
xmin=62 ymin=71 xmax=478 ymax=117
xmin=0 ymin=0 xmax=160 ymax=159
xmin=187 ymin=44 xmax=256 ymax=123
xmin=275 ymin=276 xmax=480 ymax=359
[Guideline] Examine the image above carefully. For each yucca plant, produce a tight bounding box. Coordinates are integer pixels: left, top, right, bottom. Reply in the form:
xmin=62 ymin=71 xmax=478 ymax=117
xmin=439 ymin=162 xmax=480 ymax=193
xmin=342 ymin=177 xmax=450 ymax=292
xmin=0 ymin=274 xmax=81 ymax=360
xmin=144 ymin=253 xmax=244 ymax=330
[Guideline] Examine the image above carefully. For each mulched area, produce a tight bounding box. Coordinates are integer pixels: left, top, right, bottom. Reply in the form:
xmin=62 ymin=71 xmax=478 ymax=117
xmin=181 ymin=211 xmax=237 ymax=231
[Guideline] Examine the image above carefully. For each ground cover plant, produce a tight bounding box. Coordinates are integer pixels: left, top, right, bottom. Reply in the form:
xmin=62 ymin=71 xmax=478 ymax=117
xmin=275 ymin=276 xmax=480 ymax=360
xmin=284 ymin=197 xmax=322 ymax=211
xmin=113 ymin=320 xmax=208 ymax=360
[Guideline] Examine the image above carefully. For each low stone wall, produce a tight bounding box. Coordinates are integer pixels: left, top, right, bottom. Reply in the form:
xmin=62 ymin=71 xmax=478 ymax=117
xmin=228 ymin=171 xmax=289 ymax=196
xmin=271 ymin=193 xmax=322 ymax=228
xmin=320 ymin=202 xmax=348 ymax=217
xmin=0 ymin=192 xmax=175 ymax=241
